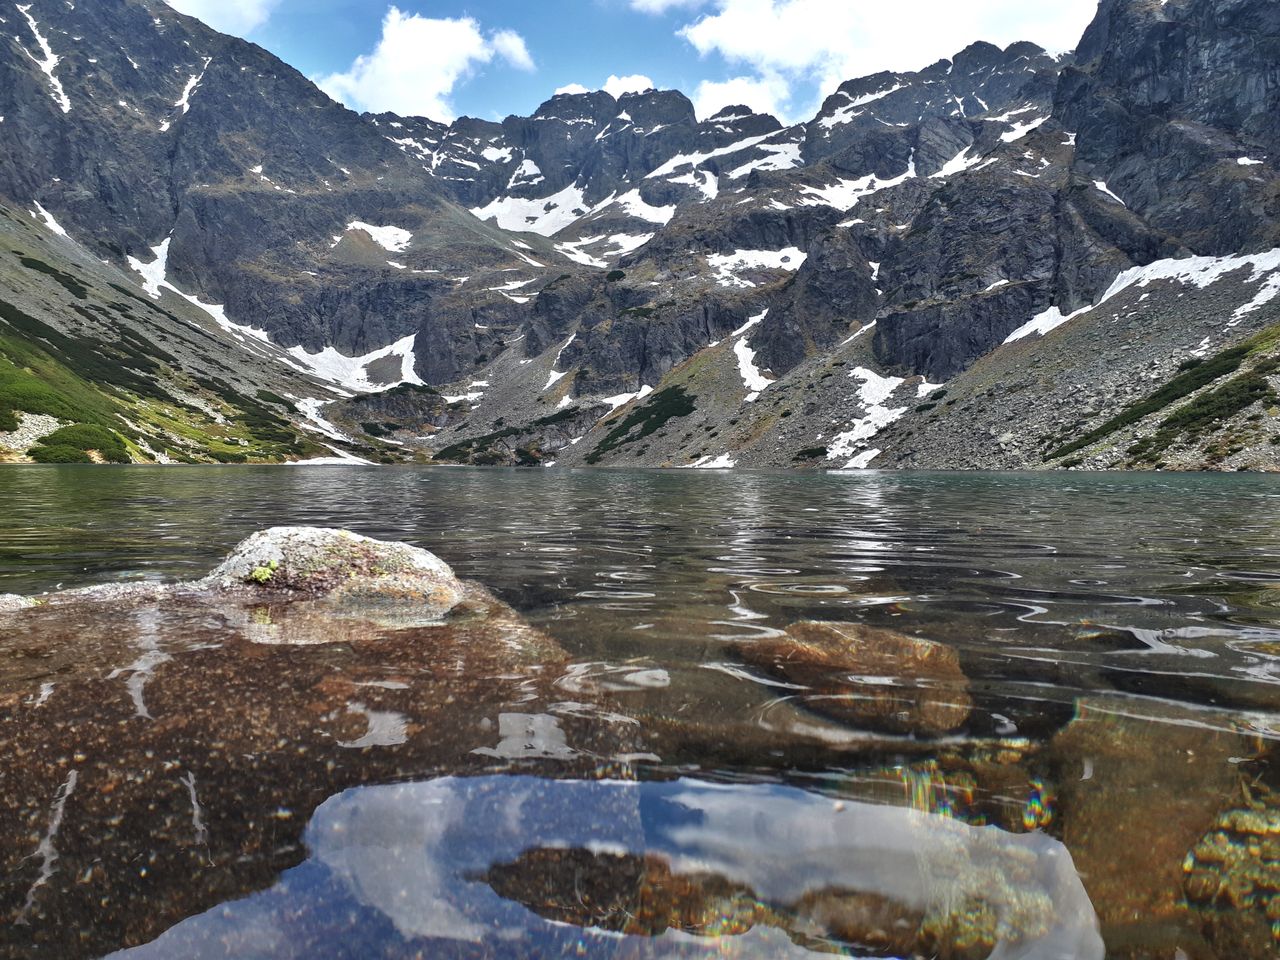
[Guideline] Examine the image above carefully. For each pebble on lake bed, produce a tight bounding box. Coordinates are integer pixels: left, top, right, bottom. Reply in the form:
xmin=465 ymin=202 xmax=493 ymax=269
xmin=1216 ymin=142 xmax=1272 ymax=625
xmin=735 ymin=621 xmax=972 ymax=735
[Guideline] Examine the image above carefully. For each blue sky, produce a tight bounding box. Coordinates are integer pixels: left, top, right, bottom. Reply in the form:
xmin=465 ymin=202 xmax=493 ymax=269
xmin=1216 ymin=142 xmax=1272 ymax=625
xmin=166 ymin=0 xmax=1100 ymax=124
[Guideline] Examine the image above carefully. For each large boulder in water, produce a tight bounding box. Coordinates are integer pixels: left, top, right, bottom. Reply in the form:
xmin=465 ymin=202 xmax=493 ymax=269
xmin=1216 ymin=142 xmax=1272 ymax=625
xmin=0 ymin=527 xmax=469 ymax=645
xmin=736 ymin=621 xmax=972 ymax=735
xmin=202 ymin=527 xmax=462 ymax=608
xmin=196 ymin=527 xmax=466 ymax=645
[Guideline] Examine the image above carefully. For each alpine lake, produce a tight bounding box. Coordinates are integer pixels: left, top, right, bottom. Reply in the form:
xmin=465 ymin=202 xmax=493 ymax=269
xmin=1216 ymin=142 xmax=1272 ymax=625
xmin=3 ymin=465 xmax=1280 ymax=959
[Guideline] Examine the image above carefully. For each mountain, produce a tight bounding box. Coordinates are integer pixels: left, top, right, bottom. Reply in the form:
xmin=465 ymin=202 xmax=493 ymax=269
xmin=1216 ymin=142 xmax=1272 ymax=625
xmin=0 ymin=0 xmax=1277 ymax=470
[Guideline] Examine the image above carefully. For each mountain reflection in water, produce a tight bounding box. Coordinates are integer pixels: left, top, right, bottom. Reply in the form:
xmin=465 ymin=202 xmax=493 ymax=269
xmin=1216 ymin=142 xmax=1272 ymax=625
xmin=3 ymin=466 xmax=1280 ymax=958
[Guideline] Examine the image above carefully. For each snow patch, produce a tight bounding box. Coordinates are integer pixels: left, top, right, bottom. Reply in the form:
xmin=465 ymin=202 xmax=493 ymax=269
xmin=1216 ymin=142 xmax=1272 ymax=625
xmin=30 ymin=202 xmax=68 ymax=238
xmin=555 ymin=232 xmax=653 ymax=267
xmin=295 ymin=399 xmax=370 ymax=458
xmin=646 ymin=133 xmax=774 ymax=179
xmin=127 ymin=239 xmax=280 ymax=351
xmin=931 ymin=146 xmax=984 ymax=179
xmin=471 ymin=183 xmax=591 ymax=237
xmin=160 ymin=58 xmax=211 ymax=132
xmin=1093 ymin=180 xmax=1126 ymax=206
xmin=602 ymin=385 xmax=653 ymax=412
xmin=612 ymin=189 xmax=676 ymax=225
xmin=1003 ymin=305 xmax=1090 ymax=344
xmin=732 ymin=310 xmax=772 ymax=402
xmin=707 ymin=247 xmax=807 ymax=288
xmin=669 ymin=169 xmax=719 ymax=201
xmin=15 ymin=4 xmax=70 ymax=114
xmin=289 ymin=334 xmax=425 ymax=393
xmin=686 ymin=453 xmax=736 ymax=469
xmin=1000 ymin=116 xmax=1048 ymax=143
xmin=507 ymin=159 xmax=544 ymax=186
xmin=820 ymin=83 xmax=906 ymax=128
xmin=1004 ymin=248 xmax=1280 ymax=345
xmin=798 ymin=154 xmax=917 ymax=211
xmin=827 ymin=368 xmax=907 ymax=469
xmin=344 ymin=221 xmax=413 ymax=252
xmin=727 ymin=140 xmax=802 ymax=179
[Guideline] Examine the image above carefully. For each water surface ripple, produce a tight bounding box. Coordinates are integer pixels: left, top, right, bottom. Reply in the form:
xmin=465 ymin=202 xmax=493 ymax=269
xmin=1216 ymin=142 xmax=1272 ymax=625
xmin=2 ymin=467 xmax=1280 ymax=958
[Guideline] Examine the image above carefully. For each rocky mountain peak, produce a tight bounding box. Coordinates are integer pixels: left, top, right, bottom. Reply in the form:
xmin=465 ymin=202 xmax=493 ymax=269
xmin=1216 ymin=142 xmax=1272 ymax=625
xmin=3 ymin=0 xmax=1279 ymax=474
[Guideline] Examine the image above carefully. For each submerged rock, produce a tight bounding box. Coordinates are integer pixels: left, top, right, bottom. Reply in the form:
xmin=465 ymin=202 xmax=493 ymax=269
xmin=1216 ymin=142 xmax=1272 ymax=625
xmin=1047 ymin=696 xmax=1257 ymax=956
xmin=736 ymin=621 xmax=972 ymax=735
xmin=1184 ymin=789 xmax=1280 ymax=957
xmin=0 ymin=529 xmax=613 ymax=958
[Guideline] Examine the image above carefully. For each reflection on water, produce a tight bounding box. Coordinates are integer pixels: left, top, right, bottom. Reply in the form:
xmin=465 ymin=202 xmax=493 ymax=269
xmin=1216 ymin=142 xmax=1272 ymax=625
xmin=111 ymin=776 xmax=1102 ymax=959
xmin=2 ymin=466 xmax=1280 ymax=957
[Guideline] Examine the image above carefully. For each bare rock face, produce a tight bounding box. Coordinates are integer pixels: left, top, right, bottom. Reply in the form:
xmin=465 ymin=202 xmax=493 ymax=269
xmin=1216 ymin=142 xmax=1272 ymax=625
xmin=736 ymin=621 xmax=973 ymax=735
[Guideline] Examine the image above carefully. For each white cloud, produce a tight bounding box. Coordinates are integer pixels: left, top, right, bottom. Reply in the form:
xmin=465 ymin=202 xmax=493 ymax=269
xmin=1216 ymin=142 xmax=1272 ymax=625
xmin=317 ymin=7 xmax=535 ymax=122
xmin=603 ymin=74 xmax=657 ymax=98
xmin=671 ymin=0 xmax=1098 ymax=123
xmin=691 ymin=72 xmax=789 ymax=120
xmin=491 ymin=29 xmax=535 ymax=71
xmin=165 ymin=0 xmax=281 ymax=35
xmin=552 ymin=76 xmax=658 ymax=99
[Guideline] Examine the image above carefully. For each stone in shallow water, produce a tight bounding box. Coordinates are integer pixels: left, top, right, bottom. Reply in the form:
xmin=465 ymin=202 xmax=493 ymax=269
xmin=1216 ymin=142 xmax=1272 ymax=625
xmin=202 ymin=526 xmax=462 ymax=604
xmin=204 ymin=527 xmax=471 ymax=647
xmin=736 ymin=620 xmax=972 ymax=735
xmin=1184 ymin=791 xmax=1280 ymax=957
xmin=1047 ymin=696 xmax=1258 ymax=956
xmin=200 ymin=527 xmax=466 ymax=645
xmin=0 ymin=527 xmax=469 ymax=646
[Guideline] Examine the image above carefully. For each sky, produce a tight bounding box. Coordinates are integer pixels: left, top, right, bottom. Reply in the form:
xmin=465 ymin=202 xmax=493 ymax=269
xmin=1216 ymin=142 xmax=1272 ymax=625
xmin=164 ymin=0 xmax=1100 ymax=125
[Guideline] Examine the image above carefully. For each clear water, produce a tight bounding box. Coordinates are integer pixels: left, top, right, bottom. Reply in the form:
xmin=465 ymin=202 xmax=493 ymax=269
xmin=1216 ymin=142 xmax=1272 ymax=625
xmin=2 ymin=466 xmax=1280 ymax=959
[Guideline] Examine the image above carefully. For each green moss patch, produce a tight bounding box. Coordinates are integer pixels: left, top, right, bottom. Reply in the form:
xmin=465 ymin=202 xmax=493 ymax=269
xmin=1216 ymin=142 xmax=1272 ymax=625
xmin=29 ymin=445 xmax=94 ymax=464
xmin=1047 ymin=342 xmax=1257 ymax=461
xmin=30 ymin=424 xmax=130 ymax=463
xmin=1127 ymin=358 xmax=1280 ymax=463
xmin=19 ymin=256 xmax=89 ymax=300
xmin=434 ymin=425 xmax=523 ymax=462
xmin=586 ymin=386 xmax=696 ymax=464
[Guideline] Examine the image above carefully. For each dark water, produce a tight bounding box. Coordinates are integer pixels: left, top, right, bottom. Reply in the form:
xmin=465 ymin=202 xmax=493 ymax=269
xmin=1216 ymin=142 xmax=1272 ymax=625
xmin=3 ymin=466 xmax=1280 ymax=958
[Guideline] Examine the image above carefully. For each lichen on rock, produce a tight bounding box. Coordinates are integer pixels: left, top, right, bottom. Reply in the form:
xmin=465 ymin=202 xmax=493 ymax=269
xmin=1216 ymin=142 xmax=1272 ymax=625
xmin=203 ymin=527 xmax=458 ymax=595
